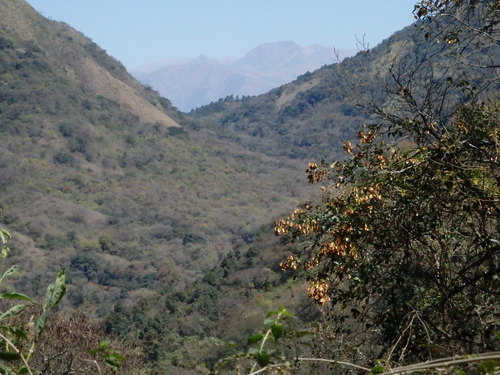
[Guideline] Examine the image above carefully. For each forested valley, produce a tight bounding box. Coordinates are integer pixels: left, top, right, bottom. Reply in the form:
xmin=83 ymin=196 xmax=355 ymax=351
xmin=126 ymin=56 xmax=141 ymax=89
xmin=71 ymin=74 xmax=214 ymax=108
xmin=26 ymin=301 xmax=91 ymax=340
xmin=0 ymin=0 xmax=498 ymax=374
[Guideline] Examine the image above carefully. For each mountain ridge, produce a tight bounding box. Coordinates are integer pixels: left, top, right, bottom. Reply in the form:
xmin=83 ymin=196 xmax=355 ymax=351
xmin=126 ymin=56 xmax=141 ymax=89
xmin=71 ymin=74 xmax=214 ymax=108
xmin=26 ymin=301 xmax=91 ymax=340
xmin=133 ymin=41 xmax=355 ymax=111
xmin=1 ymin=0 xmax=180 ymax=128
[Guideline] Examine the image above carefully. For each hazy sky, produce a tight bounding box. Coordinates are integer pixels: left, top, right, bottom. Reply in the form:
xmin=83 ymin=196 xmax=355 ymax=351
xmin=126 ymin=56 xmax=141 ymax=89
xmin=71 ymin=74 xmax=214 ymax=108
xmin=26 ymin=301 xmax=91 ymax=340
xmin=25 ymin=0 xmax=418 ymax=70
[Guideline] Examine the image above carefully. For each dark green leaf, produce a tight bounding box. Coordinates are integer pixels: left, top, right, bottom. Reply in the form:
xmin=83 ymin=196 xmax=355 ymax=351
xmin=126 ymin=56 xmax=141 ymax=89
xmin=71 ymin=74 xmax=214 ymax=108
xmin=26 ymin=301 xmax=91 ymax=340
xmin=271 ymin=323 xmax=283 ymax=341
xmin=104 ymin=355 xmax=124 ymax=370
xmin=256 ymin=352 xmax=270 ymax=367
xmin=0 ymin=352 xmax=21 ymax=361
xmin=0 ymin=325 xmax=28 ymax=339
xmin=35 ymin=310 xmax=50 ymax=342
xmin=0 ymin=293 xmax=32 ymax=301
xmin=247 ymin=333 xmax=264 ymax=345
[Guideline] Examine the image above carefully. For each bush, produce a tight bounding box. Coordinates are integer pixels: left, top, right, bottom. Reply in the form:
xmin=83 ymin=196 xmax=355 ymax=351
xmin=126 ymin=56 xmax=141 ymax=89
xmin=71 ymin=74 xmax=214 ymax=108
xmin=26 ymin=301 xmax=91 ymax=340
xmin=53 ymin=152 xmax=75 ymax=166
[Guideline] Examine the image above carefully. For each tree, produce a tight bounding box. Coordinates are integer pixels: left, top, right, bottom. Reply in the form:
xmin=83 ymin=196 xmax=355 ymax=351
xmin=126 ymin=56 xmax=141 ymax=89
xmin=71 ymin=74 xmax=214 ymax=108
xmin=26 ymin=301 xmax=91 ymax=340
xmin=275 ymin=0 xmax=499 ymax=369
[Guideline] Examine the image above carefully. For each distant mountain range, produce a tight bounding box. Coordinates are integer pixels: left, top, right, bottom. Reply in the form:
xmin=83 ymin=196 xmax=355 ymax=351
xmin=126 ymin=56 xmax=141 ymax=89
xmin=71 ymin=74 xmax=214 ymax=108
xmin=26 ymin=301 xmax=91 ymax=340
xmin=132 ymin=41 xmax=355 ymax=111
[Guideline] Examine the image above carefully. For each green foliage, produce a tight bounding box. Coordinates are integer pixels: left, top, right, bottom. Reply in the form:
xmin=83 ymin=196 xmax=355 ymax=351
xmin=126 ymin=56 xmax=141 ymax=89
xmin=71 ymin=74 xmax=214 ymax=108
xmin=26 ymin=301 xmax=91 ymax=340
xmin=190 ymin=73 xmax=364 ymax=160
xmin=1 ymin=1 xmax=498 ymax=373
xmin=35 ymin=269 xmax=66 ymax=341
xmin=277 ymin=102 xmax=499 ymax=367
xmin=218 ymin=306 xmax=293 ymax=373
xmin=0 ymin=229 xmax=141 ymax=374
xmin=52 ymin=152 xmax=75 ymax=166
xmin=218 ymin=306 xmax=379 ymax=374
xmin=103 ymin=224 xmax=311 ymax=373
xmin=91 ymin=340 xmax=125 ymax=372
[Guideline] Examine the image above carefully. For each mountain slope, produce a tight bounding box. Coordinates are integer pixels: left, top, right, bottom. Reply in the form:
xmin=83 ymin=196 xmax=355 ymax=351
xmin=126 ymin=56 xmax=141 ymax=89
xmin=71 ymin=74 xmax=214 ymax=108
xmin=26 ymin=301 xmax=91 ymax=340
xmin=1 ymin=0 xmax=179 ymax=128
xmin=0 ymin=0 xmax=314 ymax=315
xmin=2 ymin=0 xmax=498 ymax=373
xmin=112 ymin=4 xmax=500 ymax=372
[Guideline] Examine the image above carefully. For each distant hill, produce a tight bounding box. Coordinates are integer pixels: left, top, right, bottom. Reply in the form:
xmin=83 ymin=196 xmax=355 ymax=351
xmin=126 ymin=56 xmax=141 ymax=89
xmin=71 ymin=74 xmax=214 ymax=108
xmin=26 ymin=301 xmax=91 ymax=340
xmin=133 ymin=41 xmax=355 ymax=111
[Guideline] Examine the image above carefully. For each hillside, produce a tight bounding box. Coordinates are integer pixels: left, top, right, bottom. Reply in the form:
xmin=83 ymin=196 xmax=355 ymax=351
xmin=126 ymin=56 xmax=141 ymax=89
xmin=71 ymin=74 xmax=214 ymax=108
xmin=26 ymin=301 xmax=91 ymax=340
xmin=109 ymin=2 xmax=499 ymax=372
xmin=104 ymin=222 xmax=316 ymax=373
xmin=133 ymin=42 xmax=354 ymax=112
xmin=189 ymin=17 xmax=499 ymax=160
xmin=0 ymin=0 xmax=316 ymax=315
xmin=0 ymin=0 xmax=180 ymax=128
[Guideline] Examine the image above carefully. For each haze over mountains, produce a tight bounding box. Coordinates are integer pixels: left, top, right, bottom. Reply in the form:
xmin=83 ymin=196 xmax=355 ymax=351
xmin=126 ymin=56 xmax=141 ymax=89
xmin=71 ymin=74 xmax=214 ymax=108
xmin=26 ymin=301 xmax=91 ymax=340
xmin=133 ymin=41 xmax=355 ymax=111
xmin=0 ymin=0 xmax=403 ymax=319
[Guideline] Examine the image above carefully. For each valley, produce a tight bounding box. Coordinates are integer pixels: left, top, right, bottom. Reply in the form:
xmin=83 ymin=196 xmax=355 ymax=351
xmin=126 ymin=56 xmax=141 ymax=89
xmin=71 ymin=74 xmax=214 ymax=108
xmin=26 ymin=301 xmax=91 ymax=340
xmin=0 ymin=1 xmax=498 ymax=374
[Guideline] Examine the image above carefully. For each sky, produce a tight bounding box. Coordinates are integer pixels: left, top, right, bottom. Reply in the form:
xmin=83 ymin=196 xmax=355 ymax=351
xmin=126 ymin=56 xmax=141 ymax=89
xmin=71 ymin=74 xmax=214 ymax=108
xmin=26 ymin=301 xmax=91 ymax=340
xmin=25 ymin=0 xmax=418 ymax=70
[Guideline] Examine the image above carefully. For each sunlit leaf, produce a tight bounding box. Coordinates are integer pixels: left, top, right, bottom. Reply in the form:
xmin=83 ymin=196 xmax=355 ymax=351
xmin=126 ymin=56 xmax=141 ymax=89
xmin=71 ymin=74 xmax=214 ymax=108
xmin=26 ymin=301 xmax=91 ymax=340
xmin=0 ymin=304 xmax=26 ymax=321
xmin=370 ymin=365 xmax=385 ymax=374
xmin=0 ymin=266 xmax=18 ymax=284
xmin=266 ymin=310 xmax=278 ymax=317
xmin=0 ymin=230 xmax=10 ymax=246
xmin=36 ymin=269 xmax=66 ymax=341
xmin=42 ymin=269 xmax=66 ymax=310
xmin=0 ymin=293 xmax=32 ymax=301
